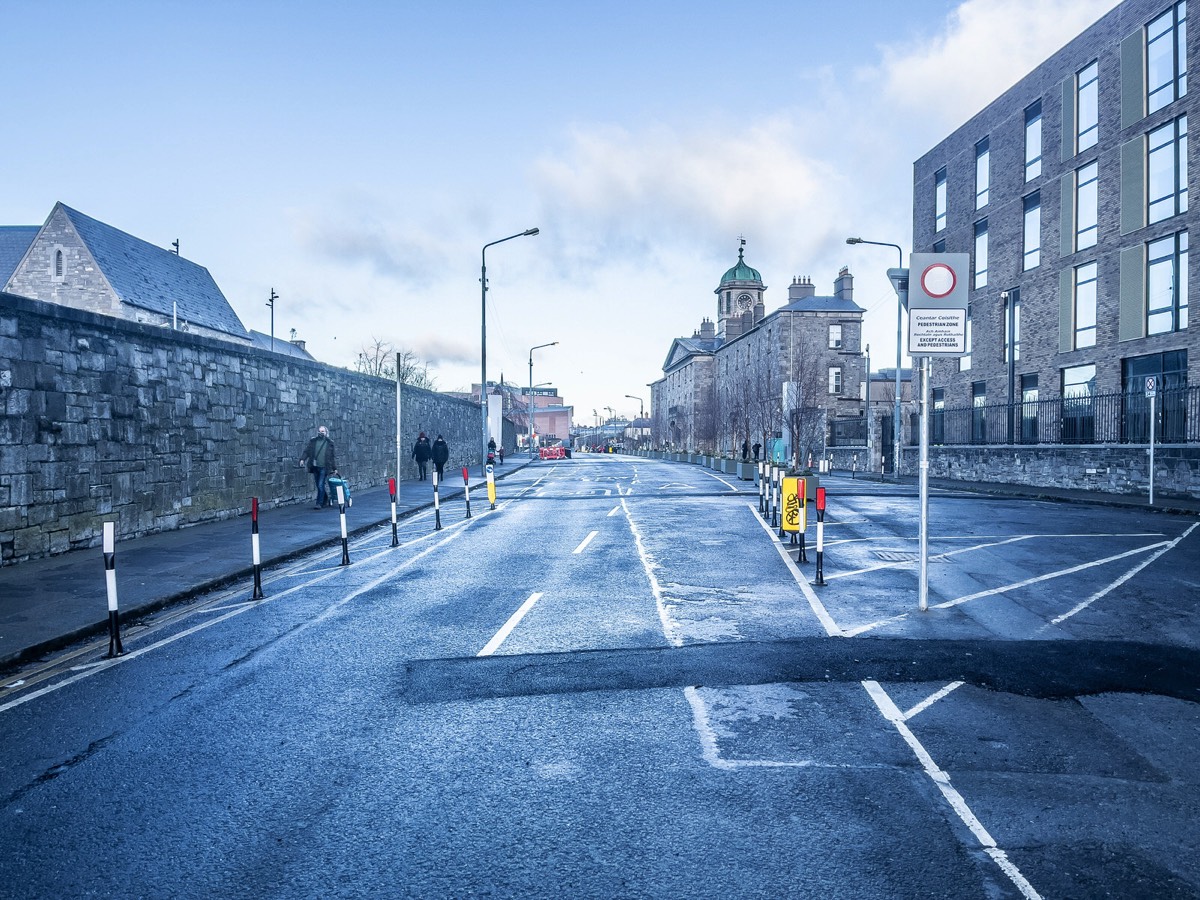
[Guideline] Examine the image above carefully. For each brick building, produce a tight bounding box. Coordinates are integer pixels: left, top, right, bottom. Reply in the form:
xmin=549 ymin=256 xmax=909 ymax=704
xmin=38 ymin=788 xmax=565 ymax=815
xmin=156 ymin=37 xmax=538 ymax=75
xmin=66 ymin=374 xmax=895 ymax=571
xmin=914 ymin=0 xmax=1196 ymax=449
xmin=651 ymin=245 xmax=869 ymax=464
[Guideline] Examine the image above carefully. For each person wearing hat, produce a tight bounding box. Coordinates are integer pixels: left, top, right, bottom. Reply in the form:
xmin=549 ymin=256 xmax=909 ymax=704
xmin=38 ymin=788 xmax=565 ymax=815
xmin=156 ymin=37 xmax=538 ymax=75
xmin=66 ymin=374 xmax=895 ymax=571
xmin=411 ymin=432 xmax=433 ymax=480
xmin=300 ymin=425 xmax=337 ymax=508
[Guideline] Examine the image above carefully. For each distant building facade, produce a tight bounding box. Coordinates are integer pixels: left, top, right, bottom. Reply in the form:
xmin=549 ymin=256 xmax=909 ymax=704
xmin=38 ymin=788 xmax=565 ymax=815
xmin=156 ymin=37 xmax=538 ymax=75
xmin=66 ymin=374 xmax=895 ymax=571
xmin=651 ymin=245 xmax=870 ymax=465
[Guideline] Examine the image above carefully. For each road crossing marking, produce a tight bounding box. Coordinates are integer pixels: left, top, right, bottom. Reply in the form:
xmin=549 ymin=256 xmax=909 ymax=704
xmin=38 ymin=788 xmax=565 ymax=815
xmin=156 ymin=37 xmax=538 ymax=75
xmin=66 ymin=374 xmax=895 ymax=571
xmin=901 ymin=681 xmax=964 ymax=721
xmin=573 ymin=531 xmax=599 ymax=554
xmin=478 ymin=593 xmax=543 ymax=657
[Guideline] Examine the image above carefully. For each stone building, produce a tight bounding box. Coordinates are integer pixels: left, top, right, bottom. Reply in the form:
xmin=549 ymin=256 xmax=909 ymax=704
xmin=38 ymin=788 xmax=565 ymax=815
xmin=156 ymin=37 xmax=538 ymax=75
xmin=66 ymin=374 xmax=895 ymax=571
xmin=913 ymin=0 xmax=1198 ymax=459
xmin=4 ymin=203 xmax=251 ymax=345
xmin=651 ymin=245 xmax=868 ymax=464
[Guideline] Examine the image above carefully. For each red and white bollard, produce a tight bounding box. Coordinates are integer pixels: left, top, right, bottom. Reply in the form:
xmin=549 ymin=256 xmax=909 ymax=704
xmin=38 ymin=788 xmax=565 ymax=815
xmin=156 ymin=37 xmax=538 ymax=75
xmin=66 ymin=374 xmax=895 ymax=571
xmin=389 ymin=478 xmax=399 ymax=547
xmin=102 ymin=522 xmax=123 ymax=657
xmin=250 ymin=497 xmax=264 ymax=600
xmin=815 ymin=487 xmax=827 ymax=586
xmin=433 ymin=470 xmax=443 ymax=531
xmin=337 ymin=484 xmax=350 ymax=565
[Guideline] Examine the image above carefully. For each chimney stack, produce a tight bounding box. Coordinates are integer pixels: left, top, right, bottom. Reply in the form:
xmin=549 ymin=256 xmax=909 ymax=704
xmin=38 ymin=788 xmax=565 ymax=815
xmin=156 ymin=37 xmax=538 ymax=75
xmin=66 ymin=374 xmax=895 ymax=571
xmin=788 ymin=276 xmax=816 ymax=301
xmin=835 ymin=266 xmax=854 ymax=302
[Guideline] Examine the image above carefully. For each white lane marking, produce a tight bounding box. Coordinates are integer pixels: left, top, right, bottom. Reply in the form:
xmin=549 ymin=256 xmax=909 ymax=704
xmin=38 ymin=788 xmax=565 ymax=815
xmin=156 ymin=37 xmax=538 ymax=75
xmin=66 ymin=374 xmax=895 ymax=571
xmin=573 ymin=531 xmax=599 ymax=554
xmin=701 ymin=470 xmax=741 ymax=492
xmin=933 ymin=540 xmax=1170 ymax=610
xmin=863 ymin=680 xmax=1043 ymax=900
xmin=478 ymin=593 xmax=543 ymax=657
xmin=1048 ymin=521 xmax=1199 ymax=626
xmin=902 ymin=681 xmax=964 ymax=721
xmin=750 ymin=503 xmax=843 ymax=637
xmin=607 ymin=506 xmax=621 ymax=517
xmin=619 ymin=497 xmax=682 ymax=646
xmin=826 ymin=535 xmax=1034 ymax=580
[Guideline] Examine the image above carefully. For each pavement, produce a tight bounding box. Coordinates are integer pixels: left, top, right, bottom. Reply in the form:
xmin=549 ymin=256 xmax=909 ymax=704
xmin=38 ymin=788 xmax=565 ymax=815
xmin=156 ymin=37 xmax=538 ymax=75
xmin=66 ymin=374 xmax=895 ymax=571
xmin=2 ymin=458 xmax=1198 ymax=673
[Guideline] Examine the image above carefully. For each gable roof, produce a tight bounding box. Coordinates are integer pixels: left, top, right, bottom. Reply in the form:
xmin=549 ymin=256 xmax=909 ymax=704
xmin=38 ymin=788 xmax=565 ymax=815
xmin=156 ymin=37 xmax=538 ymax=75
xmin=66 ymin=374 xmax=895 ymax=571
xmin=662 ymin=335 xmax=722 ymax=372
xmin=0 ymin=226 xmax=38 ymax=284
xmin=59 ymin=204 xmax=248 ymax=339
xmin=249 ymin=330 xmax=316 ymax=359
xmin=780 ymin=294 xmax=865 ymax=314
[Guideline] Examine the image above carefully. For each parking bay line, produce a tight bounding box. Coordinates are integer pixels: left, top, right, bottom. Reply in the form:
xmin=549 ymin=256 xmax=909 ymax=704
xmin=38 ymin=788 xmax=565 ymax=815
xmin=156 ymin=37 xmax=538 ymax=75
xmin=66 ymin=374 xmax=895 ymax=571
xmin=478 ymin=592 xmax=543 ymax=657
xmin=573 ymin=530 xmax=599 ymax=554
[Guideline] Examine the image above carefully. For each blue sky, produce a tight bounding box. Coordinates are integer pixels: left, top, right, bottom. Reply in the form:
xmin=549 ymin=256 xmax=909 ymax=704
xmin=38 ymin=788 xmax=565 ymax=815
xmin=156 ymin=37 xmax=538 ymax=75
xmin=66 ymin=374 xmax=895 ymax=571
xmin=6 ymin=0 xmax=1119 ymax=423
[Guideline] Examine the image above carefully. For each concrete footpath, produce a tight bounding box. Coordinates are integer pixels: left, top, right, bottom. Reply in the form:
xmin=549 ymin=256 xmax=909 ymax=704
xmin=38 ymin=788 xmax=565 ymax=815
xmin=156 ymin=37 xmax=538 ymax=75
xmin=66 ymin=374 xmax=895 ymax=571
xmin=0 ymin=465 xmax=523 ymax=671
xmin=2 ymin=458 xmax=1198 ymax=673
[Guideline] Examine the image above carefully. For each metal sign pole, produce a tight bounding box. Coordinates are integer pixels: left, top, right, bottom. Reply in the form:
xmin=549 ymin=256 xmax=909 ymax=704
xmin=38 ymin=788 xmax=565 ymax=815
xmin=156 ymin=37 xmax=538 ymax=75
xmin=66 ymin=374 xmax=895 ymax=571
xmin=918 ymin=356 xmax=931 ymax=612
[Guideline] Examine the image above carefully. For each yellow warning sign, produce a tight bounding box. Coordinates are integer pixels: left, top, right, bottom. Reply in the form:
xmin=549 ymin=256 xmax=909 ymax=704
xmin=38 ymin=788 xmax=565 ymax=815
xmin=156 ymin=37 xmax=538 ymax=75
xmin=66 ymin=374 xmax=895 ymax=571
xmin=781 ymin=477 xmax=807 ymax=533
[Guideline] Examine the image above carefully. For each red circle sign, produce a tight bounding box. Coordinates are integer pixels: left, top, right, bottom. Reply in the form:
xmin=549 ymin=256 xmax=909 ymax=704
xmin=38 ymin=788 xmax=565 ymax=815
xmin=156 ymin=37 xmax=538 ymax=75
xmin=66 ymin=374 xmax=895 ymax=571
xmin=920 ymin=263 xmax=957 ymax=299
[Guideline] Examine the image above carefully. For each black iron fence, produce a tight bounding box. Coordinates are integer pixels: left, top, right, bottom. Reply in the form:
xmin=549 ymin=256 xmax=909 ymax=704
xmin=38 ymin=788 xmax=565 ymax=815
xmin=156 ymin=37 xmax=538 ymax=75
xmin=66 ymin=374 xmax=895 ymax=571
xmin=828 ymin=386 xmax=1200 ymax=447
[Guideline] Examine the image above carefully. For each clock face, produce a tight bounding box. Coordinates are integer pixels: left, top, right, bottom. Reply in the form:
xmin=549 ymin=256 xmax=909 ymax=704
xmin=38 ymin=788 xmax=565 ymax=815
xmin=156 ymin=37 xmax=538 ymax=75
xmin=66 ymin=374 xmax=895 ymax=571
xmin=736 ymin=293 xmax=753 ymax=311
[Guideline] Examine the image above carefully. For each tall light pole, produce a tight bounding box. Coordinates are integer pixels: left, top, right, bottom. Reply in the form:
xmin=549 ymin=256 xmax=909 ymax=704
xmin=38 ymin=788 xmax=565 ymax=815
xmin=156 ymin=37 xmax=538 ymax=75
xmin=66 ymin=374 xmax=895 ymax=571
xmin=625 ymin=394 xmax=644 ymax=449
xmin=266 ymin=288 xmax=278 ymax=353
xmin=863 ymin=343 xmax=871 ymax=465
xmin=529 ymin=341 xmax=558 ymax=458
xmin=846 ymin=237 xmax=905 ymax=478
xmin=481 ymin=228 xmax=539 ymax=474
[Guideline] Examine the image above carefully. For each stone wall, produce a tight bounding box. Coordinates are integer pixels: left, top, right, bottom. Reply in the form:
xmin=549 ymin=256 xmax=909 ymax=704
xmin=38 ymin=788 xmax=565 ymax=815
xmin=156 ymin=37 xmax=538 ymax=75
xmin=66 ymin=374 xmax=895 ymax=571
xmin=0 ymin=292 xmax=485 ymax=564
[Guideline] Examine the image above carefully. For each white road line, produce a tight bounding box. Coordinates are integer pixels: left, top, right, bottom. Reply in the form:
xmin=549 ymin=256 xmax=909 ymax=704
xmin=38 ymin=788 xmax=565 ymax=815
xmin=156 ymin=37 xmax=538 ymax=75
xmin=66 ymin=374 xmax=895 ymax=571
xmin=607 ymin=506 xmax=621 ymax=517
xmin=750 ymin=503 xmax=843 ymax=637
xmin=619 ymin=497 xmax=683 ymax=646
xmin=933 ymin=540 xmax=1169 ymax=610
xmin=1049 ymin=521 xmax=1199 ymax=626
xmin=573 ymin=531 xmax=599 ymax=554
xmin=702 ymin=470 xmax=741 ymax=492
xmin=826 ymin=535 xmax=1034 ymax=580
xmin=863 ymin=680 xmax=1043 ymax=900
xmin=478 ymin=592 xmax=543 ymax=657
xmin=902 ymin=681 xmax=964 ymax=721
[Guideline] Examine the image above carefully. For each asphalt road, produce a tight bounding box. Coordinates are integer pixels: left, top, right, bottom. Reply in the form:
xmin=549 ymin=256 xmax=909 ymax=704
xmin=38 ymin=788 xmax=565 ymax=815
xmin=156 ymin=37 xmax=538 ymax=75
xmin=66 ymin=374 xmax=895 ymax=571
xmin=2 ymin=456 xmax=1198 ymax=899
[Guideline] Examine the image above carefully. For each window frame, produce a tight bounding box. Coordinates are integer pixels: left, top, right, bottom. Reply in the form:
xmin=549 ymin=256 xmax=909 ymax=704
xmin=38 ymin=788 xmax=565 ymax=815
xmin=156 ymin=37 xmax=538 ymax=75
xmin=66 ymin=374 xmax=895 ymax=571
xmin=934 ymin=167 xmax=948 ymax=232
xmin=975 ymin=137 xmax=990 ymax=209
xmin=1148 ymin=114 xmax=1188 ymax=224
xmin=1148 ymin=1 xmax=1188 ymax=114
xmin=1075 ymin=160 xmax=1099 ymax=250
xmin=1077 ymin=60 xmax=1099 ymax=152
xmin=1025 ymin=100 xmax=1043 ymax=181
xmin=1023 ymin=191 xmax=1041 ymax=270
xmin=974 ymin=219 xmax=989 ymax=288
xmin=1073 ymin=261 xmax=1099 ymax=349
xmin=1147 ymin=230 xmax=1189 ymax=334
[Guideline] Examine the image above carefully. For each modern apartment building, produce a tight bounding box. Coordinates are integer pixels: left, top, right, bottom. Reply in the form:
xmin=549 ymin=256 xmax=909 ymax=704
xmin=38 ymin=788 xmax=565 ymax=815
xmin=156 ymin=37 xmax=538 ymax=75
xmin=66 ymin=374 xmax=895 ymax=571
xmin=913 ymin=0 xmax=1196 ymax=460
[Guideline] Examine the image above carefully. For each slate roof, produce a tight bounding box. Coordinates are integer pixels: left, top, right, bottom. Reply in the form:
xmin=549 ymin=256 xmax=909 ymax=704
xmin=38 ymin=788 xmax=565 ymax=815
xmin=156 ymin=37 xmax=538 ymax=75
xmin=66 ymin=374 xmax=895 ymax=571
xmin=60 ymin=204 xmax=248 ymax=339
xmin=0 ymin=226 xmax=38 ymax=284
xmin=249 ymin=330 xmax=315 ymax=359
xmin=662 ymin=335 xmax=722 ymax=371
xmin=779 ymin=294 xmax=865 ymax=314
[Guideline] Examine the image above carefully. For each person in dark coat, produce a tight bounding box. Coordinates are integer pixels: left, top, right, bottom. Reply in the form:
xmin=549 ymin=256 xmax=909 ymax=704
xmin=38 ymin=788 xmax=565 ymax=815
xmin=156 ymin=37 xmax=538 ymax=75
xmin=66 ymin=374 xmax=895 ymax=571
xmin=432 ymin=434 xmax=449 ymax=479
xmin=742 ymin=438 xmax=750 ymax=461
xmin=411 ymin=432 xmax=432 ymax=480
xmin=300 ymin=425 xmax=337 ymax=508
xmin=752 ymin=441 xmax=762 ymax=461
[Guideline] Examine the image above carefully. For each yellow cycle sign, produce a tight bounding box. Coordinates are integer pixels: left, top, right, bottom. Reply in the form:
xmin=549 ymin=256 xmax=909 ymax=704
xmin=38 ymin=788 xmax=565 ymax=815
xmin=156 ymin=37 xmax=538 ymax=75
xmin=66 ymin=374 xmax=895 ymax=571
xmin=781 ymin=477 xmax=807 ymax=533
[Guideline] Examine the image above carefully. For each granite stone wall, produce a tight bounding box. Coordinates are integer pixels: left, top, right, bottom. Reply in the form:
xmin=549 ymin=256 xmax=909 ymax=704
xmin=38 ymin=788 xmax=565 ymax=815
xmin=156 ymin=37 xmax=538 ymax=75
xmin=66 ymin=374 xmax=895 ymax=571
xmin=0 ymin=293 xmax=484 ymax=564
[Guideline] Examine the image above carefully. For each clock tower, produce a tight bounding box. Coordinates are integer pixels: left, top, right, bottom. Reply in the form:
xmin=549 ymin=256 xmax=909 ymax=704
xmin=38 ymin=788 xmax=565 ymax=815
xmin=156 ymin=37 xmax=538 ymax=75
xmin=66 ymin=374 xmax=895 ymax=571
xmin=714 ymin=240 xmax=765 ymax=339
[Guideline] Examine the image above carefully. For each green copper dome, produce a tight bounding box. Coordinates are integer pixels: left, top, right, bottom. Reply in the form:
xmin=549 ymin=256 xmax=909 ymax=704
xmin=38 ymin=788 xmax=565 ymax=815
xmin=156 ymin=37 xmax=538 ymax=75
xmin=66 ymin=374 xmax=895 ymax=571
xmin=719 ymin=246 xmax=762 ymax=285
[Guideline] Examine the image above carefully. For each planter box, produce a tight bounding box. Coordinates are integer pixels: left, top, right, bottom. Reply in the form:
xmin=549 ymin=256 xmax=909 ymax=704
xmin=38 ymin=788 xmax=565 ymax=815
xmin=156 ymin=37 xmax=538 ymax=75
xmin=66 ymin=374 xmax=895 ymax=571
xmin=737 ymin=462 xmax=756 ymax=480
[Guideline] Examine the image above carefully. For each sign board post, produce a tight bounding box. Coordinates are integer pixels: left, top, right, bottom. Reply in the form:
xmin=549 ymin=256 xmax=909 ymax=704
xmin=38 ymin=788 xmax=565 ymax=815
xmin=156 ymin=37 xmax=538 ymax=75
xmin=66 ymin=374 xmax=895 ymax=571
xmin=906 ymin=253 xmax=971 ymax=612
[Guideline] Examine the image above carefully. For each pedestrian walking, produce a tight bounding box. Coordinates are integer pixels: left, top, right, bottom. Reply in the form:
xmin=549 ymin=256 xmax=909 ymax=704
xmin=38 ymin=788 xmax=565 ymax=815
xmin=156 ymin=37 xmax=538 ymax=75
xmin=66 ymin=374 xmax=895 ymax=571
xmin=300 ymin=425 xmax=337 ymax=508
xmin=752 ymin=441 xmax=761 ymax=461
xmin=432 ymin=434 xmax=449 ymax=479
xmin=742 ymin=438 xmax=750 ymax=461
xmin=412 ymin=432 xmax=432 ymax=480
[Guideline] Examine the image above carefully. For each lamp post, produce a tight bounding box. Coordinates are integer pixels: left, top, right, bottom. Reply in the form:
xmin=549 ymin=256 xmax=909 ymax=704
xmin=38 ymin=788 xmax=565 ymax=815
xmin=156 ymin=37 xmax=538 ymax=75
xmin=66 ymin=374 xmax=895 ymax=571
xmin=266 ymin=288 xmax=278 ymax=353
xmin=863 ymin=343 xmax=871 ymax=463
xmin=481 ymin=228 xmax=539 ymax=474
xmin=529 ymin=341 xmax=558 ymax=459
xmin=846 ymin=237 xmax=904 ymax=478
xmin=625 ymin=394 xmax=644 ymax=449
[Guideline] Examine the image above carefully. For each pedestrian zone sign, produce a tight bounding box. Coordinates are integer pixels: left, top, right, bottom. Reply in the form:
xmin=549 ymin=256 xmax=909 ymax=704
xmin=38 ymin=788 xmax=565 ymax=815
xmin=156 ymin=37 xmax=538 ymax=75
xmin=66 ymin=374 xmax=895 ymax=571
xmin=907 ymin=252 xmax=970 ymax=357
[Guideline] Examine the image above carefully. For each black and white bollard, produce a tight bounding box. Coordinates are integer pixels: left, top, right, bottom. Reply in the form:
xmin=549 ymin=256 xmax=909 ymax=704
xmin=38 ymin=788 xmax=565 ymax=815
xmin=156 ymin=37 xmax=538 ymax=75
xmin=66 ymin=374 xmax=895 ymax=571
xmin=250 ymin=497 xmax=264 ymax=600
xmin=462 ymin=466 xmax=472 ymax=519
xmin=758 ymin=460 xmax=767 ymax=514
xmin=815 ymin=486 xmax=826 ymax=586
xmin=389 ymin=478 xmax=399 ymax=547
xmin=433 ymin=470 xmax=443 ymax=530
xmin=102 ymin=522 xmax=123 ymax=657
xmin=337 ymin=484 xmax=350 ymax=565
xmin=770 ymin=467 xmax=780 ymax=528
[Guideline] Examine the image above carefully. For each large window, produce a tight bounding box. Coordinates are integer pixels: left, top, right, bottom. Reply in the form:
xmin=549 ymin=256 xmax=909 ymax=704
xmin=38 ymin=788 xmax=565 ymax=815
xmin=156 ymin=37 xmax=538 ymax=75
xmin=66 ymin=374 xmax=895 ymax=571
xmin=828 ymin=324 xmax=843 ymax=349
xmin=1020 ymin=374 xmax=1039 ymax=443
xmin=1025 ymin=100 xmax=1043 ymax=181
xmin=1077 ymin=61 xmax=1099 ymax=151
xmin=931 ymin=388 xmax=945 ymax=444
xmin=1148 ymin=1 xmax=1188 ymax=114
xmin=1076 ymin=160 xmax=1099 ymax=250
xmin=1074 ymin=261 xmax=1098 ymax=349
xmin=1004 ymin=291 xmax=1021 ymax=363
xmin=828 ymin=367 xmax=842 ymax=395
xmin=975 ymin=137 xmax=990 ymax=209
xmin=1023 ymin=192 xmax=1041 ymax=270
xmin=974 ymin=219 xmax=988 ymax=288
xmin=971 ymin=381 xmax=987 ymax=443
xmin=1123 ymin=349 xmax=1188 ymax=441
xmin=1147 ymin=230 xmax=1189 ymax=334
xmin=1148 ymin=114 xmax=1188 ymax=223
xmin=959 ymin=314 xmax=973 ymax=372
xmin=934 ymin=168 xmax=947 ymax=232
xmin=1062 ymin=364 xmax=1096 ymax=443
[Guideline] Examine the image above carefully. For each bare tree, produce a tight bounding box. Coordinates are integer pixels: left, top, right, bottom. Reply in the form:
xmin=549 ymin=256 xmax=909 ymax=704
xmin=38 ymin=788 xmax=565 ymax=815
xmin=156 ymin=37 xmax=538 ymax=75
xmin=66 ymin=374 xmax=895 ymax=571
xmin=355 ymin=338 xmax=438 ymax=390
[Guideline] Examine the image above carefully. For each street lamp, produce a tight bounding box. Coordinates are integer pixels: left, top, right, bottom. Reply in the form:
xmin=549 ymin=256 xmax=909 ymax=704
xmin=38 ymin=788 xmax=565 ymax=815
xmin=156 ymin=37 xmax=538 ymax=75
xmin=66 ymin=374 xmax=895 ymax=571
xmin=529 ymin=341 xmax=558 ymax=459
xmin=625 ymin=394 xmax=644 ymax=450
xmin=481 ymin=228 xmax=539 ymax=474
xmin=846 ymin=237 xmax=905 ymax=478
xmin=863 ymin=343 xmax=871 ymax=459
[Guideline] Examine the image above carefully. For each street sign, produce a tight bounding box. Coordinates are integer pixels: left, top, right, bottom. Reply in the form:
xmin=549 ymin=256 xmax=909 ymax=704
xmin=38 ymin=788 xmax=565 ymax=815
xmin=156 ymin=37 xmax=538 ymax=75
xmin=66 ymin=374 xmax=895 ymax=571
xmin=1145 ymin=376 xmax=1157 ymax=398
xmin=907 ymin=252 xmax=970 ymax=357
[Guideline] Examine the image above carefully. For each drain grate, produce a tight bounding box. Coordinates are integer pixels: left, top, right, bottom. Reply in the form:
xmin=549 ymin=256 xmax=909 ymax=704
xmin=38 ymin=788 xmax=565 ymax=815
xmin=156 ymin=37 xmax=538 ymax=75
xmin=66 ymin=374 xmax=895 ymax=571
xmin=873 ymin=550 xmax=919 ymax=562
